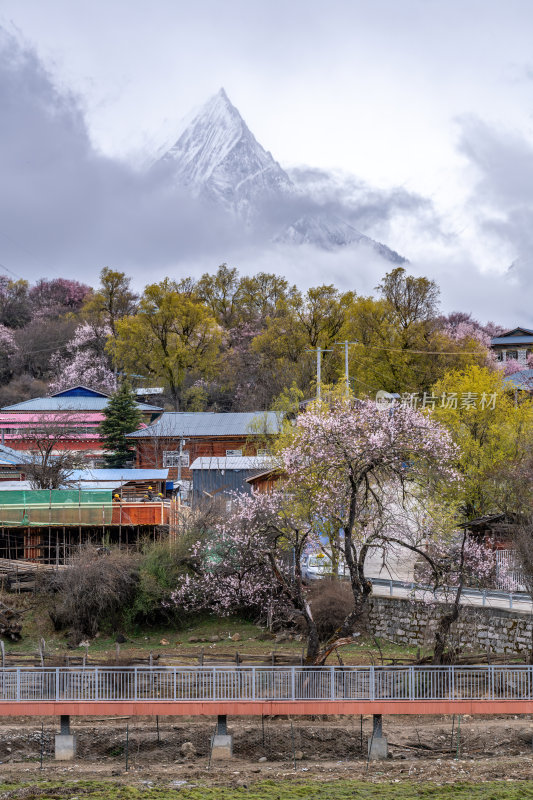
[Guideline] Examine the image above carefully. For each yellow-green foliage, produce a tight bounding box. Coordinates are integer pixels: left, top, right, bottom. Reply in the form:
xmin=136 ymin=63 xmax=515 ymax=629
xmin=431 ymin=365 xmax=533 ymax=519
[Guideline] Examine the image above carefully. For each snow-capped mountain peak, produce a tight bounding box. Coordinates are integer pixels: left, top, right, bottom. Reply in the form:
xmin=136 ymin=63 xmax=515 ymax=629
xmin=156 ymin=90 xmax=406 ymax=261
xmin=158 ymin=88 xmax=292 ymax=217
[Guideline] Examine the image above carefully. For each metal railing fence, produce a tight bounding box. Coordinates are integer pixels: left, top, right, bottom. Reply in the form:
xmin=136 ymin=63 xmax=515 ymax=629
xmin=370 ymin=577 xmax=531 ymax=610
xmin=0 ymin=665 xmax=531 ymax=703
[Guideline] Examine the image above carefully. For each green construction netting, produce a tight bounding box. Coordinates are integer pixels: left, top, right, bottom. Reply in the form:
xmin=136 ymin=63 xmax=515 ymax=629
xmin=0 ymin=489 xmax=113 ymax=526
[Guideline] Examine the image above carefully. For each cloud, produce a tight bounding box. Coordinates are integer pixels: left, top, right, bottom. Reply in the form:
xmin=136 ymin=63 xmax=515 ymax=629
xmin=456 ymin=116 xmax=533 ymax=288
xmin=0 ymin=28 xmax=239 ymax=279
xmin=1 ymin=25 xmax=532 ymax=330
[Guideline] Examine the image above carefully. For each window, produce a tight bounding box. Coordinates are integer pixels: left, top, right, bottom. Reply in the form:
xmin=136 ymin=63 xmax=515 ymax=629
xmin=256 ymin=449 xmax=268 ymax=456
xmin=226 ymin=449 xmax=242 ymax=457
xmin=163 ymin=451 xmax=190 ymax=467
xmin=506 ymin=350 xmax=518 ymax=361
xmin=496 ymin=352 xmax=503 ymax=362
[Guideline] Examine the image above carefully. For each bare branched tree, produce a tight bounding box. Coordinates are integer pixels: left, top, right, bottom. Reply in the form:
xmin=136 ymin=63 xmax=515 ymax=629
xmin=19 ymin=411 xmax=86 ymax=488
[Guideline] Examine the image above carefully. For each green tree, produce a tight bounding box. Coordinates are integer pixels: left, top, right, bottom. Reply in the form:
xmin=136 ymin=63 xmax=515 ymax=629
xmin=252 ymin=284 xmax=354 ymax=396
xmin=99 ymin=381 xmax=143 ymax=467
xmin=343 ymin=270 xmax=490 ymax=397
xmin=110 ymin=279 xmax=221 ymax=409
xmin=431 ymin=365 xmax=533 ymax=520
xmin=83 ymin=267 xmax=138 ymax=336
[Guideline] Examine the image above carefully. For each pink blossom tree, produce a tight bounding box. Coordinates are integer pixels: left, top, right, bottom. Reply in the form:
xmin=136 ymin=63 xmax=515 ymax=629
xmin=0 ymin=324 xmax=18 ymax=382
xmin=279 ymin=398 xmax=460 ymax=646
xmin=411 ymin=530 xmax=517 ymax=663
xmin=29 ymin=278 xmax=91 ymax=319
xmin=49 ymin=322 xmax=116 ymax=394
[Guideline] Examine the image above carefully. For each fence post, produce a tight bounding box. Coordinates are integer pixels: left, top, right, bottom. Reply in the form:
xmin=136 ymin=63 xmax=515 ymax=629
xmin=330 ymin=666 xmax=335 ymax=700
xmin=134 ymin=667 xmax=138 ymax=701
xmin=16 ymin=667 xmax=20 ymax=701
xmin=173 ymin=667 xmax=177 ymax=701
xmin=409 ymin=666 xmax=414 ymax=700
xmin=450 ymin=665 xmax=454 ymax=701
xmin=94 ymin=667 xmax=99 ymax=701
xmin=369 ymin=666 xmax=375 ymax=701
xmin=509 ymin=593 xmax=513 ymax=609
xmin=55 ymin=667 xmax=60 ymax=701
xmin=252 ymin=666 xmax=256 ymax=701
xmin=489 ymin=665 xmax=494 ymax=701
xmin=212 ymin=667 xmax=216 ymax=701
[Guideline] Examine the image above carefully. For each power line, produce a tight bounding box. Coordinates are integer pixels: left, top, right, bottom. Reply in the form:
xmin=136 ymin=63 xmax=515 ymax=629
xmin=353 ymin=341 xmax=487 ymax=357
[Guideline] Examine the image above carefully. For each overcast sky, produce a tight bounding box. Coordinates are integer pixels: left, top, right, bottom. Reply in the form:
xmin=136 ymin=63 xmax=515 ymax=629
xmin=2 ymin=0 xmax=533 ymax=324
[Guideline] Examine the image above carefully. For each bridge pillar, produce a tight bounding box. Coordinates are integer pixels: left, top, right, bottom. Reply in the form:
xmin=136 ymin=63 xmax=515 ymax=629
xmin=211 ymin=714 xmax=233 ymax=760
xmin=55 ymin=715 xmax=76 ymax=761
xmin=368 ymin=714 xmax=388 ymax=760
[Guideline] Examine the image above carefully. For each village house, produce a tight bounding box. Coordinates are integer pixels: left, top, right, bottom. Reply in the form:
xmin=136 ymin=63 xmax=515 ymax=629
xmin=490 ymin=327 xmax=533 ymax=363
xmin=0 ymin=385 xmax=162 ymax=466
xmin=190 ymin=455 xmax=273 ymax=506
xmin=125 ymin=411 xmax=281 ymax=482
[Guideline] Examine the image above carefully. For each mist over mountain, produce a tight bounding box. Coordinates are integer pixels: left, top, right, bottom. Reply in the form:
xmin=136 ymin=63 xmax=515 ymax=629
xmin=1 ymin=26 xmax=531 ymax=327
xmin=155 ymin=88 xmax=406 ymax=262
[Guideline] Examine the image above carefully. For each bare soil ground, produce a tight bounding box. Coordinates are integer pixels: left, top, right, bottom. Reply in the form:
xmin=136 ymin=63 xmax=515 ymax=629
xmin=0 ymin=714 xmax=530 ymax=787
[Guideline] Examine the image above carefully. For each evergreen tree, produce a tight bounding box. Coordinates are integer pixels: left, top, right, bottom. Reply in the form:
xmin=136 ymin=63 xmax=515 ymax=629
xmin=99 ymin=381 xmax=142 ymax=467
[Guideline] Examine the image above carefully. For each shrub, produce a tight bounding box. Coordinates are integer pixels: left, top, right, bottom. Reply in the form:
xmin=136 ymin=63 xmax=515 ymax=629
xmin=43 ymin=547 xmax=139 ymax=642
xmin=309 ymin=580 xmax=354 ymax=642
xmin=125 ymin=507 xmax=222 ymax=628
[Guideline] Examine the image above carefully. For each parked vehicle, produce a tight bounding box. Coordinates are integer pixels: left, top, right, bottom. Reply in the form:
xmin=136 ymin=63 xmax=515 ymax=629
xmin=301 ymin=552 xmax=348 ymax=581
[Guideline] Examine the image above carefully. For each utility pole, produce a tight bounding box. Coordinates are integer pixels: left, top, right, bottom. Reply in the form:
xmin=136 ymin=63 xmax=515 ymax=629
xmin=335 ymin=341 xmax=358 ymax=396
xmin=307 ymin=347 xmax=332 ymax=399
xmin=177 ymin=437 xmax=187 ymax=486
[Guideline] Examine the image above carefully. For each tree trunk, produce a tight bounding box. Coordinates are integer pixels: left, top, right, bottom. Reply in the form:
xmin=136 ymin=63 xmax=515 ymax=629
xmin=432 ymin=604 xmax=460 ymax=665
xmin=432 ymin=532 xmax=467 ymax=665
xmin=305 ymin=620 xmax=320 ymax=663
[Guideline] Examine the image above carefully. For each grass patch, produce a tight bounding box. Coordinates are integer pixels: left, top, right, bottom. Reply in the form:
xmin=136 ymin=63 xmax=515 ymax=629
xmin=0 ymin=780 xmax=531 ymax=799
xmin=5 ymin=590 xmax=420 ymax=665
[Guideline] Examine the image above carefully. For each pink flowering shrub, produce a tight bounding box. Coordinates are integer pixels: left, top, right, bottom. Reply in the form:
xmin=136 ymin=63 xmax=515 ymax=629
xmin=171 ymin=489 xmax=323 ymax=659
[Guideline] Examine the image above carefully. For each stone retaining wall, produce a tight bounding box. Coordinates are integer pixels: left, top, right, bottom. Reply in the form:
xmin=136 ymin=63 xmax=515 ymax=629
xmin=369 ymin=595 xmax=533 ymax=656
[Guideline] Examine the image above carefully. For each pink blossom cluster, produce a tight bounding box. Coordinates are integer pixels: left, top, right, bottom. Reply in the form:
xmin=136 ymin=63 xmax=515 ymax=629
xmin=441 ymin=313 xmax=503 ymax=349
xmin=416 ymin=535 xmax=519 ymax=596
xmin=281 ymin=399 xmax=460 ymax=528
xmin=49 ymin=322 xmax=116 ymax=394
xmin=170 ymin=490 xmax=318 ymax=621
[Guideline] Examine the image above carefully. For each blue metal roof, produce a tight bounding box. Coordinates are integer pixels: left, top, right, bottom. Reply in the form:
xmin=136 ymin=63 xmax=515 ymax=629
xmin=52 ymin=385 xmax=109 ymax=398
xmin=2 ymin=397 xmax=162 ymax=412
xmin=126 ymin=411 xmax=281 ymax=438
xmin=66 ymin=469 xmax=169 ymax=481
xmin=503 ymin=370 xmax=533 ymax=390
xmin=0 ymin=444 xmax=32 ymax=465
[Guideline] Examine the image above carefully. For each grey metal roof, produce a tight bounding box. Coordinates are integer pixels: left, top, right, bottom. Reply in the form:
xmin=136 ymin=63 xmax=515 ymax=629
xmin=503 ymin=370 xmax=533 ymax=390
xmin=491 ymin=336 xmax=533 ymax=345
xmin=191 ymin=456 xmax=274 ymax=471
xmin=126 ymin=411 xmax=281 ymax=438
xmin=2 ymin=397 xmax=162 ymax=412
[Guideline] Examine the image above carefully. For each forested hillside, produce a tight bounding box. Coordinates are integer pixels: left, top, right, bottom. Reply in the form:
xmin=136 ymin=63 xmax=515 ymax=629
xmin=0 ymin=265 xmax=502 ymax=411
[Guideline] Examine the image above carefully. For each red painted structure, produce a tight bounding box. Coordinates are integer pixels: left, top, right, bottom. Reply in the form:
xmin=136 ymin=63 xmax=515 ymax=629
xmin=0 ymin=386 xmax=161 ymax=464
xmin=0 ymin=699 xmax=531 ymax=717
